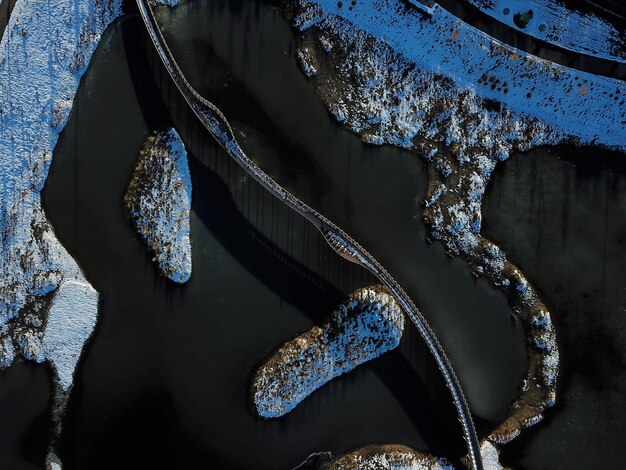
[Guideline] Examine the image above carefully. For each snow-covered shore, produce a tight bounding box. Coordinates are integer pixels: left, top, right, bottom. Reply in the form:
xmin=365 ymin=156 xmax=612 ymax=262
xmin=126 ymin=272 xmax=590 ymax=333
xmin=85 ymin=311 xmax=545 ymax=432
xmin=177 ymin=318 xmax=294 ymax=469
xmin=0 ymin=0 xmax=184 ymax=465
xmin=252 ymin=286 xmax=404 ymax=418
xmin=125 ymin=128 xmax=192 ymax=283
xmin=295 ymin=0 xmax=625 ymax=151
xmin=0 ymin=0 xmax=121 ymax=364
xmin=464 ymin=0 xmax=626 ymax=63
xmin=0 ymin=0 xmax=188 ymax=465
xmin=0 ymin=0 xmax=120 ymax=467
xmin=0 ymin=1 xmax=123 ymax=460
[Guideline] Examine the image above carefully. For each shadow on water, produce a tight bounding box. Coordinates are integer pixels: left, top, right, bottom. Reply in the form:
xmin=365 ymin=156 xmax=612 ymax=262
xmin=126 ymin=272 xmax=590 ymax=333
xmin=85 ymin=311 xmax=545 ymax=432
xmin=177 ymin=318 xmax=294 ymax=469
xmin=0 ymin=361 xmax=51 ymax=470
xmin=484 ymin=146 xmax=626 ymax=469
xmin=0 ymin=0 xmax=18 ymax=44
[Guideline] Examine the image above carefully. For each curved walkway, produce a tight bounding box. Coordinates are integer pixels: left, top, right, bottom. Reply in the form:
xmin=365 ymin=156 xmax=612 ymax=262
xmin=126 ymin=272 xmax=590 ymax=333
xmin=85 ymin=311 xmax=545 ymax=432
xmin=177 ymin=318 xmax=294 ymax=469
xmin=135 ymin=1 xmax=483 ymax=469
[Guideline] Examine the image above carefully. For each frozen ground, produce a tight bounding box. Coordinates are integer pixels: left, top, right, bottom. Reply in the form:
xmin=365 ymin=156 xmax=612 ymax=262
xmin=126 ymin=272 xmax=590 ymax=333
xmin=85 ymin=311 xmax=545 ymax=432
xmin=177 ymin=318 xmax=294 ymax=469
xmin=252 ymin=286 xmax=404 ymax=418
xmin=465 ymin=0 xmax=626 ymax=63
xmin=124 ymin=128 xmax=192 ymax=283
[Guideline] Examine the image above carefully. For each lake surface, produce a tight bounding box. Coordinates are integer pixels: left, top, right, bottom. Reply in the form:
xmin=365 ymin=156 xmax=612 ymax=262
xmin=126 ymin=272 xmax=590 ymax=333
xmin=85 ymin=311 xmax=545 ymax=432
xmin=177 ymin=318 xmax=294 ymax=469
xmin=1 ymin=1 xmax=538 ymax=468
xmin=484 ymin=147 xmax=626 ymax=469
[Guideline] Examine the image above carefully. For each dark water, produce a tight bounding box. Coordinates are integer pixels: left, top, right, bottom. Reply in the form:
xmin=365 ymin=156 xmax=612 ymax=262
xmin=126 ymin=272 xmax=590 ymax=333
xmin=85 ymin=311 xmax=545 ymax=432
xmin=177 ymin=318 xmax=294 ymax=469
xmin=0 ymin=361 xmax=51 ymax=470
xmin=45 ymin=17 xmax=468 ymax=468
xmin=484 ymin=148 xmax=626 ymax=469
xmin=1 ymin=1 xmax=533 ymax=468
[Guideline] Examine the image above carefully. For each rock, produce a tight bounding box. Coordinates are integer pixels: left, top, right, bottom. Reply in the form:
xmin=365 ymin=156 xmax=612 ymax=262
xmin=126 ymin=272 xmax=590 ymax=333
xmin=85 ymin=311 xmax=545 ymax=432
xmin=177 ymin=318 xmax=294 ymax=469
xmin=252 ymin=286 xmax=404 ymax=418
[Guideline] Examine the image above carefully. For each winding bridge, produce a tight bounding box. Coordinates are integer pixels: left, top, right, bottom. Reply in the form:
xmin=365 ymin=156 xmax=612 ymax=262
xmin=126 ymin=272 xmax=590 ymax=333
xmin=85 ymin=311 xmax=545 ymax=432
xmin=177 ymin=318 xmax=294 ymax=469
xmin=136 ymin=1 xmax=483 ymax=468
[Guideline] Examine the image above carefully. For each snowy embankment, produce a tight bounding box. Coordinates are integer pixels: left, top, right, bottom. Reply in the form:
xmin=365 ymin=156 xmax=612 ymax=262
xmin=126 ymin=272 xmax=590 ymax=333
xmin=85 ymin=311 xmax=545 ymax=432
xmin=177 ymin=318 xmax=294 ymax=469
xmin=0 ymin=0 xmax=122 ymax=465
xmin=125 ymin=128 xmax=192 ymax=283
xmin=252 ymin=286 xmax=404 ymax=418
xmin=465 ymin=0 xmax=626 ymax=63
xmin=290 ymin=0 xmax=607 ymax=466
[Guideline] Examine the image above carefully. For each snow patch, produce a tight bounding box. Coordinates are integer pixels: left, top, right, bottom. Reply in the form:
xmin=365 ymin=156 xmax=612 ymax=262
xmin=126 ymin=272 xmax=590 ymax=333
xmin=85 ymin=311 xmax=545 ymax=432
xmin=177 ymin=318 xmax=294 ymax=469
xmin=479 ymin=441 xmax=503 ymax=470
xmin=43 ymin=280 xmax=98 ymax=391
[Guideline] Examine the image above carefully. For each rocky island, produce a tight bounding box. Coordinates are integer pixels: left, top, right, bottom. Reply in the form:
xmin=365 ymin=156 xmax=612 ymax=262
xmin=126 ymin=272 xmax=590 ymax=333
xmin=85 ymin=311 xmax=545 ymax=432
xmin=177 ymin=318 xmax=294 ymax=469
xmin=253 ymin=286 xmax=404 ymax=418
xmin=124 ymin=128 xmax=193 ymax=284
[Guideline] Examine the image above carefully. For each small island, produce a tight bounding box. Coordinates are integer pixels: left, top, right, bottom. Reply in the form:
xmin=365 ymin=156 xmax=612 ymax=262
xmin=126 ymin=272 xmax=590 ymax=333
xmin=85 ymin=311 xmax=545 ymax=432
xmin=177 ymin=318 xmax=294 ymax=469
xmin=124 ymin=128 xmax=193 ymax=284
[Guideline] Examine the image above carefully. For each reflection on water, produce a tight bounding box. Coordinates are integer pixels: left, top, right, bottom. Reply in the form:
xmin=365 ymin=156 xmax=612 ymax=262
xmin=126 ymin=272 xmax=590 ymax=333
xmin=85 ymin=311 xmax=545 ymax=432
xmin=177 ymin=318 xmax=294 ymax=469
xmin=484 ymin=147 xmax=626 ymax=469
